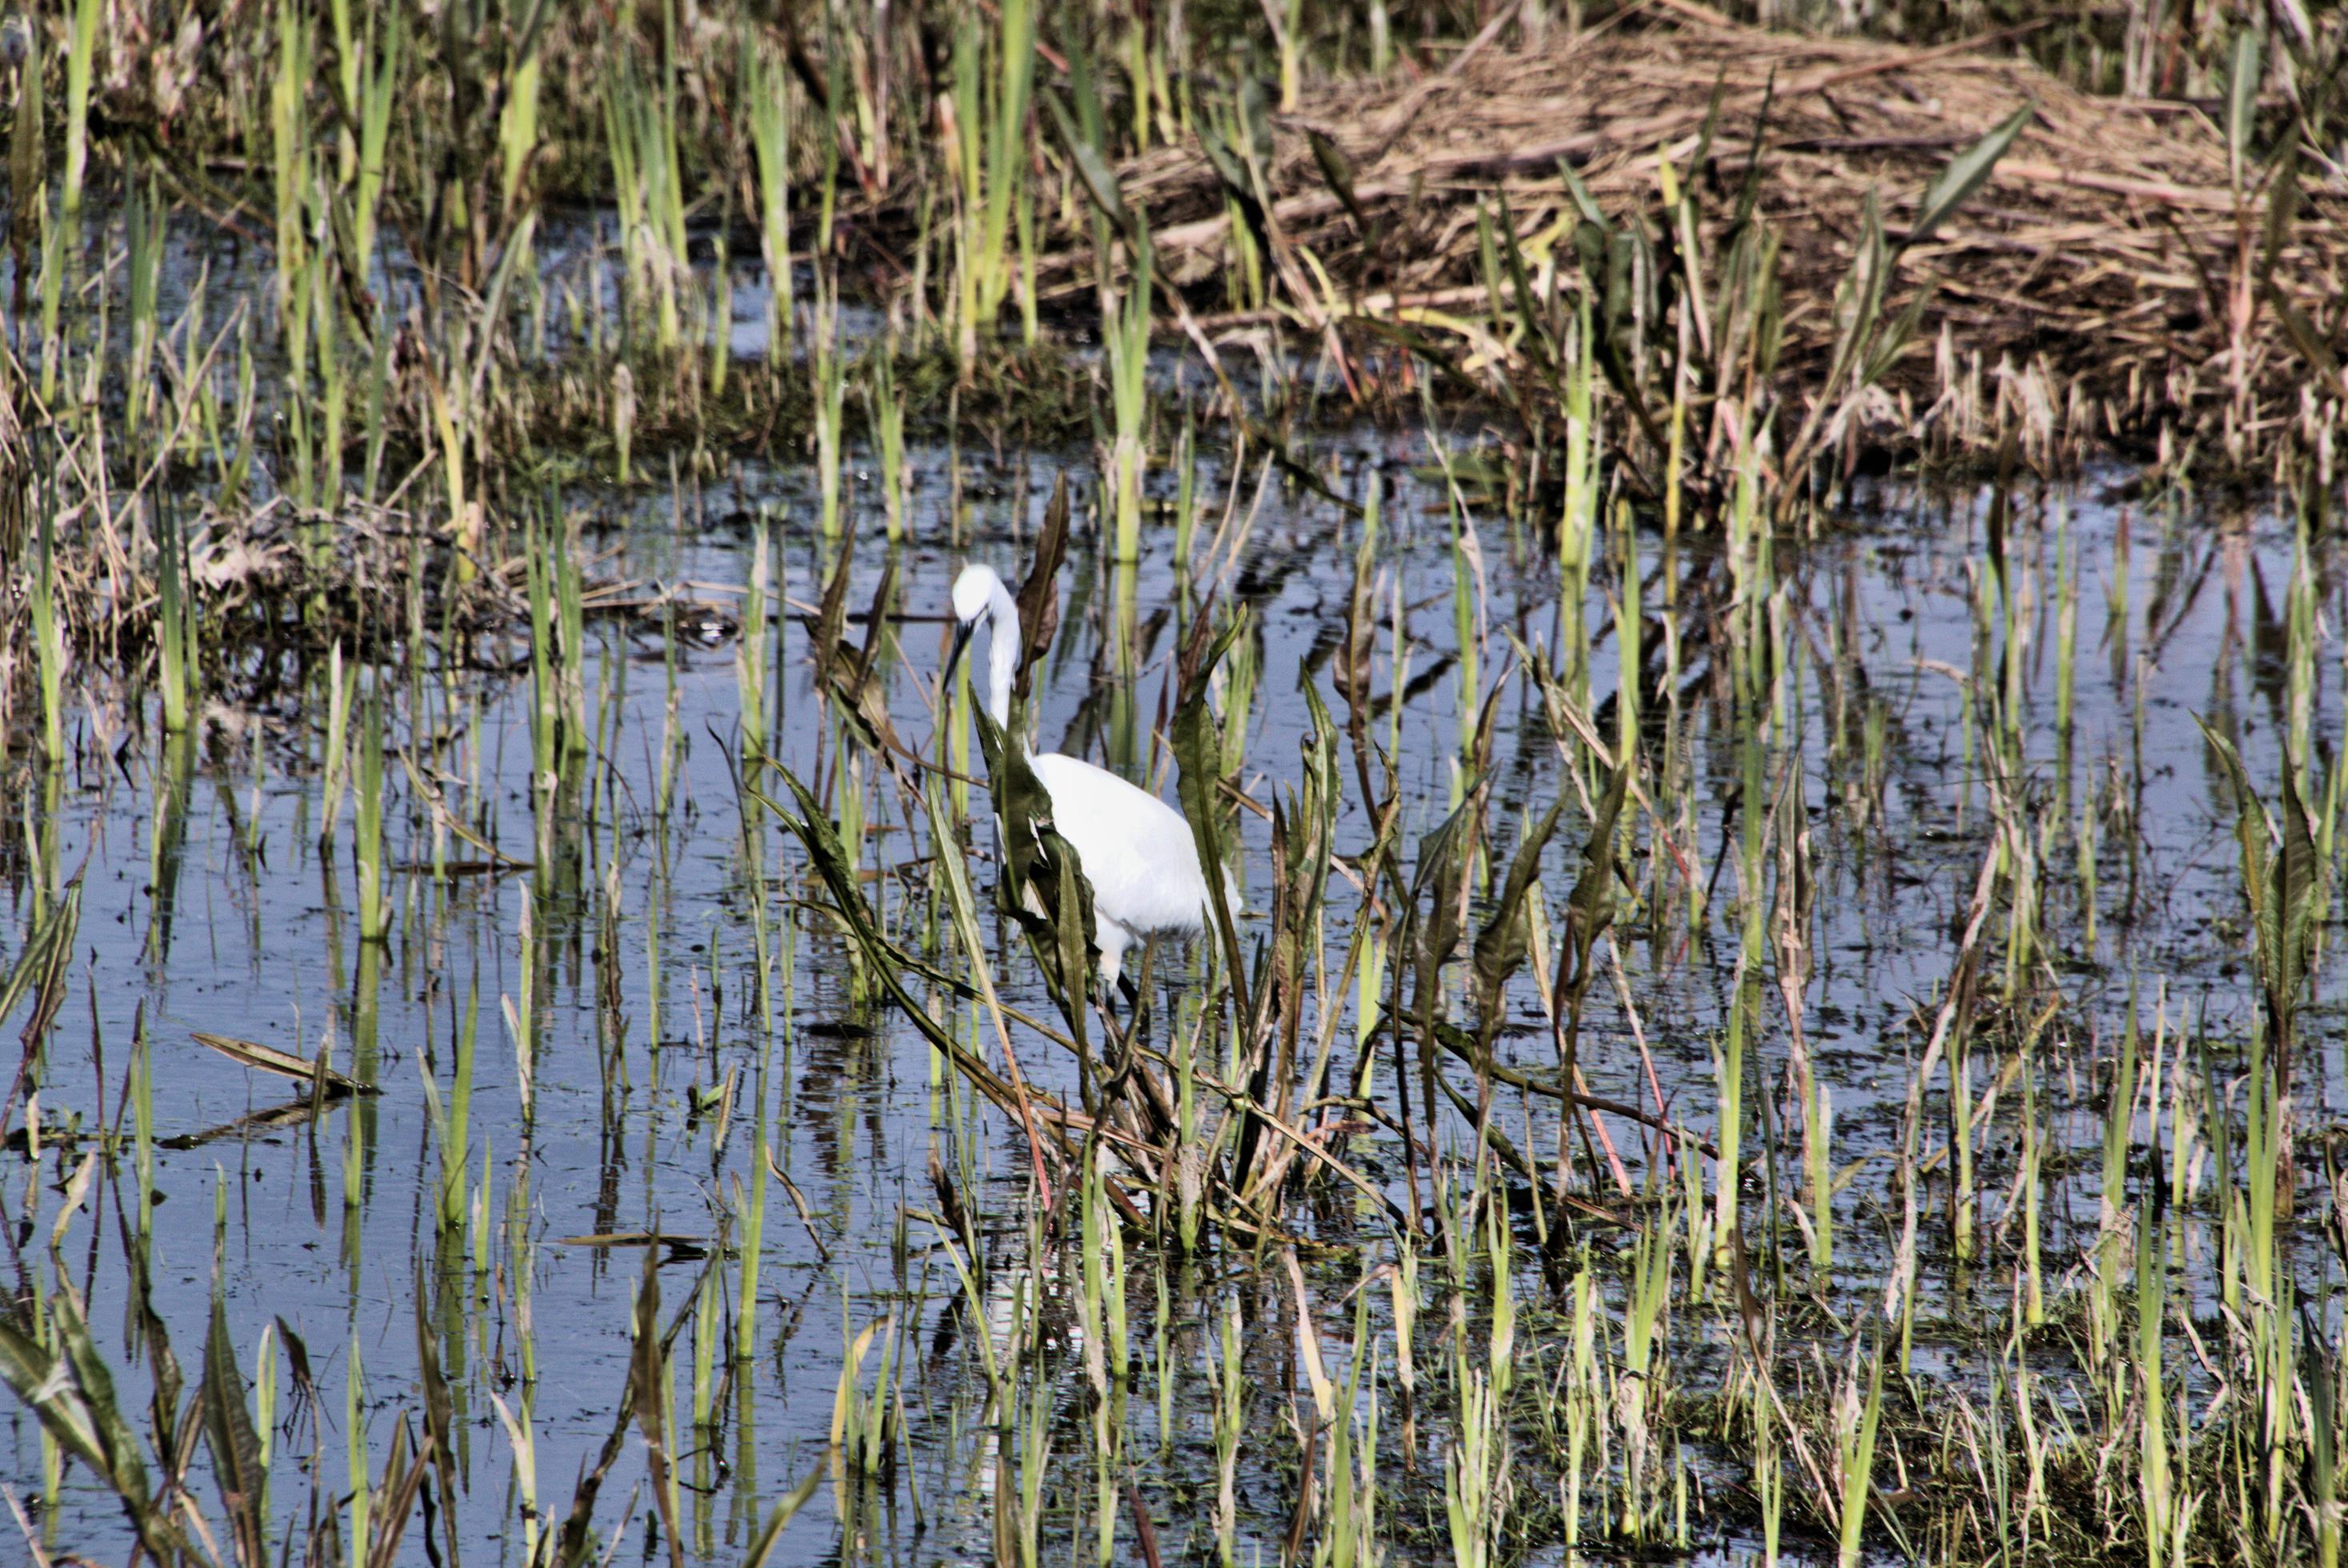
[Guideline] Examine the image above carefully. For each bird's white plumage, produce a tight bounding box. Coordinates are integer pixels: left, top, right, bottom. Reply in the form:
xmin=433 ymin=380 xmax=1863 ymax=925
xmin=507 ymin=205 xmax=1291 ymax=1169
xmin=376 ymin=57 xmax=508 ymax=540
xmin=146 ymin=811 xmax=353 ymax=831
xmin=950 ymin=563 xmax=1231 ymax=988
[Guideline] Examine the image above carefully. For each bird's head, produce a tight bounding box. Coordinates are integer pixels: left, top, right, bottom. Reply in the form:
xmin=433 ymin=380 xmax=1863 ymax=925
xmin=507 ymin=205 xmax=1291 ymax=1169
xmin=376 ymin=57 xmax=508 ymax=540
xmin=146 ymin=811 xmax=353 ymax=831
xmin=950 ymin=564 xmax=1005 ymax=626
xmin=946 ymin=564 xmax=1008 ymax=686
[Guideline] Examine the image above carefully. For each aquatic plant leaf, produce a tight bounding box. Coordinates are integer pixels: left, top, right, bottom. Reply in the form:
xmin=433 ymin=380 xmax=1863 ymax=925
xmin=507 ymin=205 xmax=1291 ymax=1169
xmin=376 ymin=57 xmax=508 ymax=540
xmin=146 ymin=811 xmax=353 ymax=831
xmin=1173 ymin=614 xmax=1253 ymax=1013
xmin=1729 ymin=70 xmax=1778 ymax=239
xmin=1394 ymin=782 xmax=1474 ymax=966
xmin=1351 ymin=316 xmax=1489 ymax=398
xmin=413 ymin=1274 xmax=462 ymax=1562
xmin=850 ymin=554 xmax=896 ymax=691
xmin=7 ymin=21 xmax=39 ymax=232
xmin=1044 ymin=92 xmax=1130 ymax=232
xmin=0 ymin=1322 xmax=113 ymax=1482
xmin=362 ymin=1416 xmax=434 ymax=1568
xmin=1563 ymin=221 xmax=1670 ymax=460
xmin=273 ymin=1318 xmax=317 ymax=1424
xmin=1172 ymin=690 xmax=1231 ymax=935
xmin=1290 ymin=677 xmax=1345 ymax=930
xmin=969 ymin=698 xmax=1100 ymax=1011
xmin=1905 ymin=102 xmax=2031 ymax=253
xmin=1304 ymin=127 xmax=1366 ymax=232
xmin=0 ymin=1284 xmax=182 ymax=1561
xmin=1014 ymin=476 xmax=1070 ymax=700
xmin=811 ymin=533 xmax=855 ymax=694
xmin=1198 ymin=121 xmax=1278 ymax=267
xmin=1472 ymin=794 xmax=1569 ymax=1032
xmin=194 ymin=1030 xmax=374 ymax=1096
xmin=1332 ymin=506 xmax=1380 ymax=722
xmin=0 ymin=880 xmax=78 ymax=1043
xmin=1859 ymin=286 xmax=1934 ymax=389
xmin=2195 ymin=714 xmax=2316 ymax=1053
xmin=2274 ymin=758 xmax=2318 ymax=1028
xmin=1687 ymin=68 xmax=1730 ymax=192
xmin=742 ymin=1462 xmax=828 ymax=1567
xmin=1558 ymin=758 xmax=1632 ymax=1038
xmin=1492 ymin=192 xmax=1551 ymax=382
xmin=201 ymin=1290 xmax=269 ymax=1566
xmin=1198 ymin=123 xmax=1251 ymax=207
xmin=1835 ymin=191 xmax=1889 ymax=377
xmin=763 ymin=769 xmax=1036 ymax=1130
xmin=1055 ymin=831 xmax=1094 ymax=1033
xmin=1557 ymin=158 xmax=1606 ymax=230
xmin=2261 ymin=146 xmax=2302 ymax=276
xmin=2195 ymin=717 xmax=2271 ymax=934
xmin=1237 ymin=77 xmax=1277 ymax=181
xmin=817 ymin=558 xmax=917 ymax=785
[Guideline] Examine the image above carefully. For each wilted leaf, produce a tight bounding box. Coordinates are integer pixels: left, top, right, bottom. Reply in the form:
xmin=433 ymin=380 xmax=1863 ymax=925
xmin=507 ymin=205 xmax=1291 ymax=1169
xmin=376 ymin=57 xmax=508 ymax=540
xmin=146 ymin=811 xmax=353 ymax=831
xmin=1173 ymin=620 xmax=1252 ymax=1014
xmin=1304 ymin=126 xmax=1366 ymax=231
xmin=810 ymin=534 xmax=855 ymax=694
xmin=414 ymin=1276 xmax=460 ymax=1559
xmin=194 ymin=1030 xmax=374 ymax=1097
xmin=1554 ymin=758 xmax=1633 ymax=1085
xmin=1173 ymin=690 xmax=1233 ymax=945
xmin=2274 ymin=758 xmax=2318 ymax=1028
xmin=1471 ymin=795 xmax=1569 ymax=1032
xmin=551 ymin=1231 xmax=706 ymax=1248
xmin=1014 ymin=477 xmax=1071 ymax=701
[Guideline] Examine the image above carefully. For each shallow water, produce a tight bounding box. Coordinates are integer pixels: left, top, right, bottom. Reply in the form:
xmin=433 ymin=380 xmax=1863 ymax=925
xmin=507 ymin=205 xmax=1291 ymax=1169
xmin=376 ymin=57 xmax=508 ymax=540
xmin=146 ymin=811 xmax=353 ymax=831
xmin=9 ymin=193 xmax=2348 ymax=1568
xmin=9 ymin=399 xmax=2342 ymax=1565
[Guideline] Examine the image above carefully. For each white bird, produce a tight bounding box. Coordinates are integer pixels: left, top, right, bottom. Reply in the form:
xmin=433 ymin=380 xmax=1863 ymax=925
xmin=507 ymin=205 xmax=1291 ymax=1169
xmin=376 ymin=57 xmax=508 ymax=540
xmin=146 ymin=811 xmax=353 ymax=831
xmin=944 ymin=563 xmax=1230 ymax=996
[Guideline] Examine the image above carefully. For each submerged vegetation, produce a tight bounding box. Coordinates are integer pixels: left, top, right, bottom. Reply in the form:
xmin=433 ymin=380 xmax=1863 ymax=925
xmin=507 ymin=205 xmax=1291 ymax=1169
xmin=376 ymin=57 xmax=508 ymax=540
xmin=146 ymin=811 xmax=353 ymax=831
xmin=2 ymin=2 xmax=2348 ymax=1566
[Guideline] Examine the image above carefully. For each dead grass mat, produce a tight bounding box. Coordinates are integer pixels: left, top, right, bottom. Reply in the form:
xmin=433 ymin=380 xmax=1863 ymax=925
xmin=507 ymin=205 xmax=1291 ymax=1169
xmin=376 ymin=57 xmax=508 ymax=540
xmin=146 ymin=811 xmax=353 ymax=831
xmin=1066 ymin=16 xmax=2348 ymax=455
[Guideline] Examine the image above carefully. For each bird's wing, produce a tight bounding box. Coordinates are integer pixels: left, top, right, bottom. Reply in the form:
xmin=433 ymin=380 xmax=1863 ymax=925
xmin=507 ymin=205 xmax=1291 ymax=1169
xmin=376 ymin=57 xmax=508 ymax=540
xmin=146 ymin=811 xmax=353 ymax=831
xmin=1030 ymin=752 xmax=1228 ymax=935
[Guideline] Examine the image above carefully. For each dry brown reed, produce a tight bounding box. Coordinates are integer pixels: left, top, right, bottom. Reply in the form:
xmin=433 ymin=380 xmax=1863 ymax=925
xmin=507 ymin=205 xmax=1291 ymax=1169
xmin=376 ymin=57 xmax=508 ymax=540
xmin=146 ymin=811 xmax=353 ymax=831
xmin=1064 ymin=14 xmax=2348 ymax=463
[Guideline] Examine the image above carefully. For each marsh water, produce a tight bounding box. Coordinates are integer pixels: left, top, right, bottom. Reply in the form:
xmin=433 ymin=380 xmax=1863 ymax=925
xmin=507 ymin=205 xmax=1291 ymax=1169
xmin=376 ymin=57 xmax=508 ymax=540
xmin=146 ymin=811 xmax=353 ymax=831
xmin=10 ymin=440 xmax=2338 ymax=1563
xmin=6 ymin=212 xmax=2346 ymax=1568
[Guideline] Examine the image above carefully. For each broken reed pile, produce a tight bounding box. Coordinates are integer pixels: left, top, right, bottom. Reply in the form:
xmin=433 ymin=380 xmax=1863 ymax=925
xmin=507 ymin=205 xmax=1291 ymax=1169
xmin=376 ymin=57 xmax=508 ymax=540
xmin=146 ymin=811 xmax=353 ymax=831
xmin=1076 ymin=17 xmax=2348 ymax=471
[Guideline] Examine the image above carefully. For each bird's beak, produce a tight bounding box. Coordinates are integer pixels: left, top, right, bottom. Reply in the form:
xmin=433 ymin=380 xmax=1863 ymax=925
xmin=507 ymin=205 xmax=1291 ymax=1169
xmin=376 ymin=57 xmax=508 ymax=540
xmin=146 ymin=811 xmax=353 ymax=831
xmin=944 ymin=618 xmax=975 ymax=691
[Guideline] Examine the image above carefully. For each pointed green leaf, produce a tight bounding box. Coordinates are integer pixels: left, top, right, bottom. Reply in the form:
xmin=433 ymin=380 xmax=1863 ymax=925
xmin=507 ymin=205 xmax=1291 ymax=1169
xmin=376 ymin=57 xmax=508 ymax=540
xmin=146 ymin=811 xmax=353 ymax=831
xmin=1905 ymin=102 xmax=2032 ymax=253
xmin=1 ymin=881 xmax=79 ymax=1034
xmin=1305 ymin=127 xmax=1366 ymax=231
xmin=1044 ymin=90 xmax=1130 ymax=232
xmin=2226 ymin=30 xmax=2262 ymax=188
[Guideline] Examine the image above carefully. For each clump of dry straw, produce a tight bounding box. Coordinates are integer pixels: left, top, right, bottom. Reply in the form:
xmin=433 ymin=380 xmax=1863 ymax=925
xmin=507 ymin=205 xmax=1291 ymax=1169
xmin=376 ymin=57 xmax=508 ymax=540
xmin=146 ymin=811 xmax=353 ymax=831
xmin=1080 ymin=9 xmax=2346 ymax=467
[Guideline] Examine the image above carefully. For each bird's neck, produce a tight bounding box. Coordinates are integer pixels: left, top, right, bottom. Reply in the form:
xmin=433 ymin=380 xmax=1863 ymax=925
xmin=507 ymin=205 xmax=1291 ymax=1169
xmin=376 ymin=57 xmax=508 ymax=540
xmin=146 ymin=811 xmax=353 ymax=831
xmin=983 ymin=578 xmax=1020 ymax=729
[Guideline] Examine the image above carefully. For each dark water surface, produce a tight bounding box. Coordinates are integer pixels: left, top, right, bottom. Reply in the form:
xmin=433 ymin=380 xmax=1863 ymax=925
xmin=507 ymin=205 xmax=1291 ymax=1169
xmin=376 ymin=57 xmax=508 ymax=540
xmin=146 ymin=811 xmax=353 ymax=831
xmin=6 ymin=355 xmax=2342 ymax=1568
